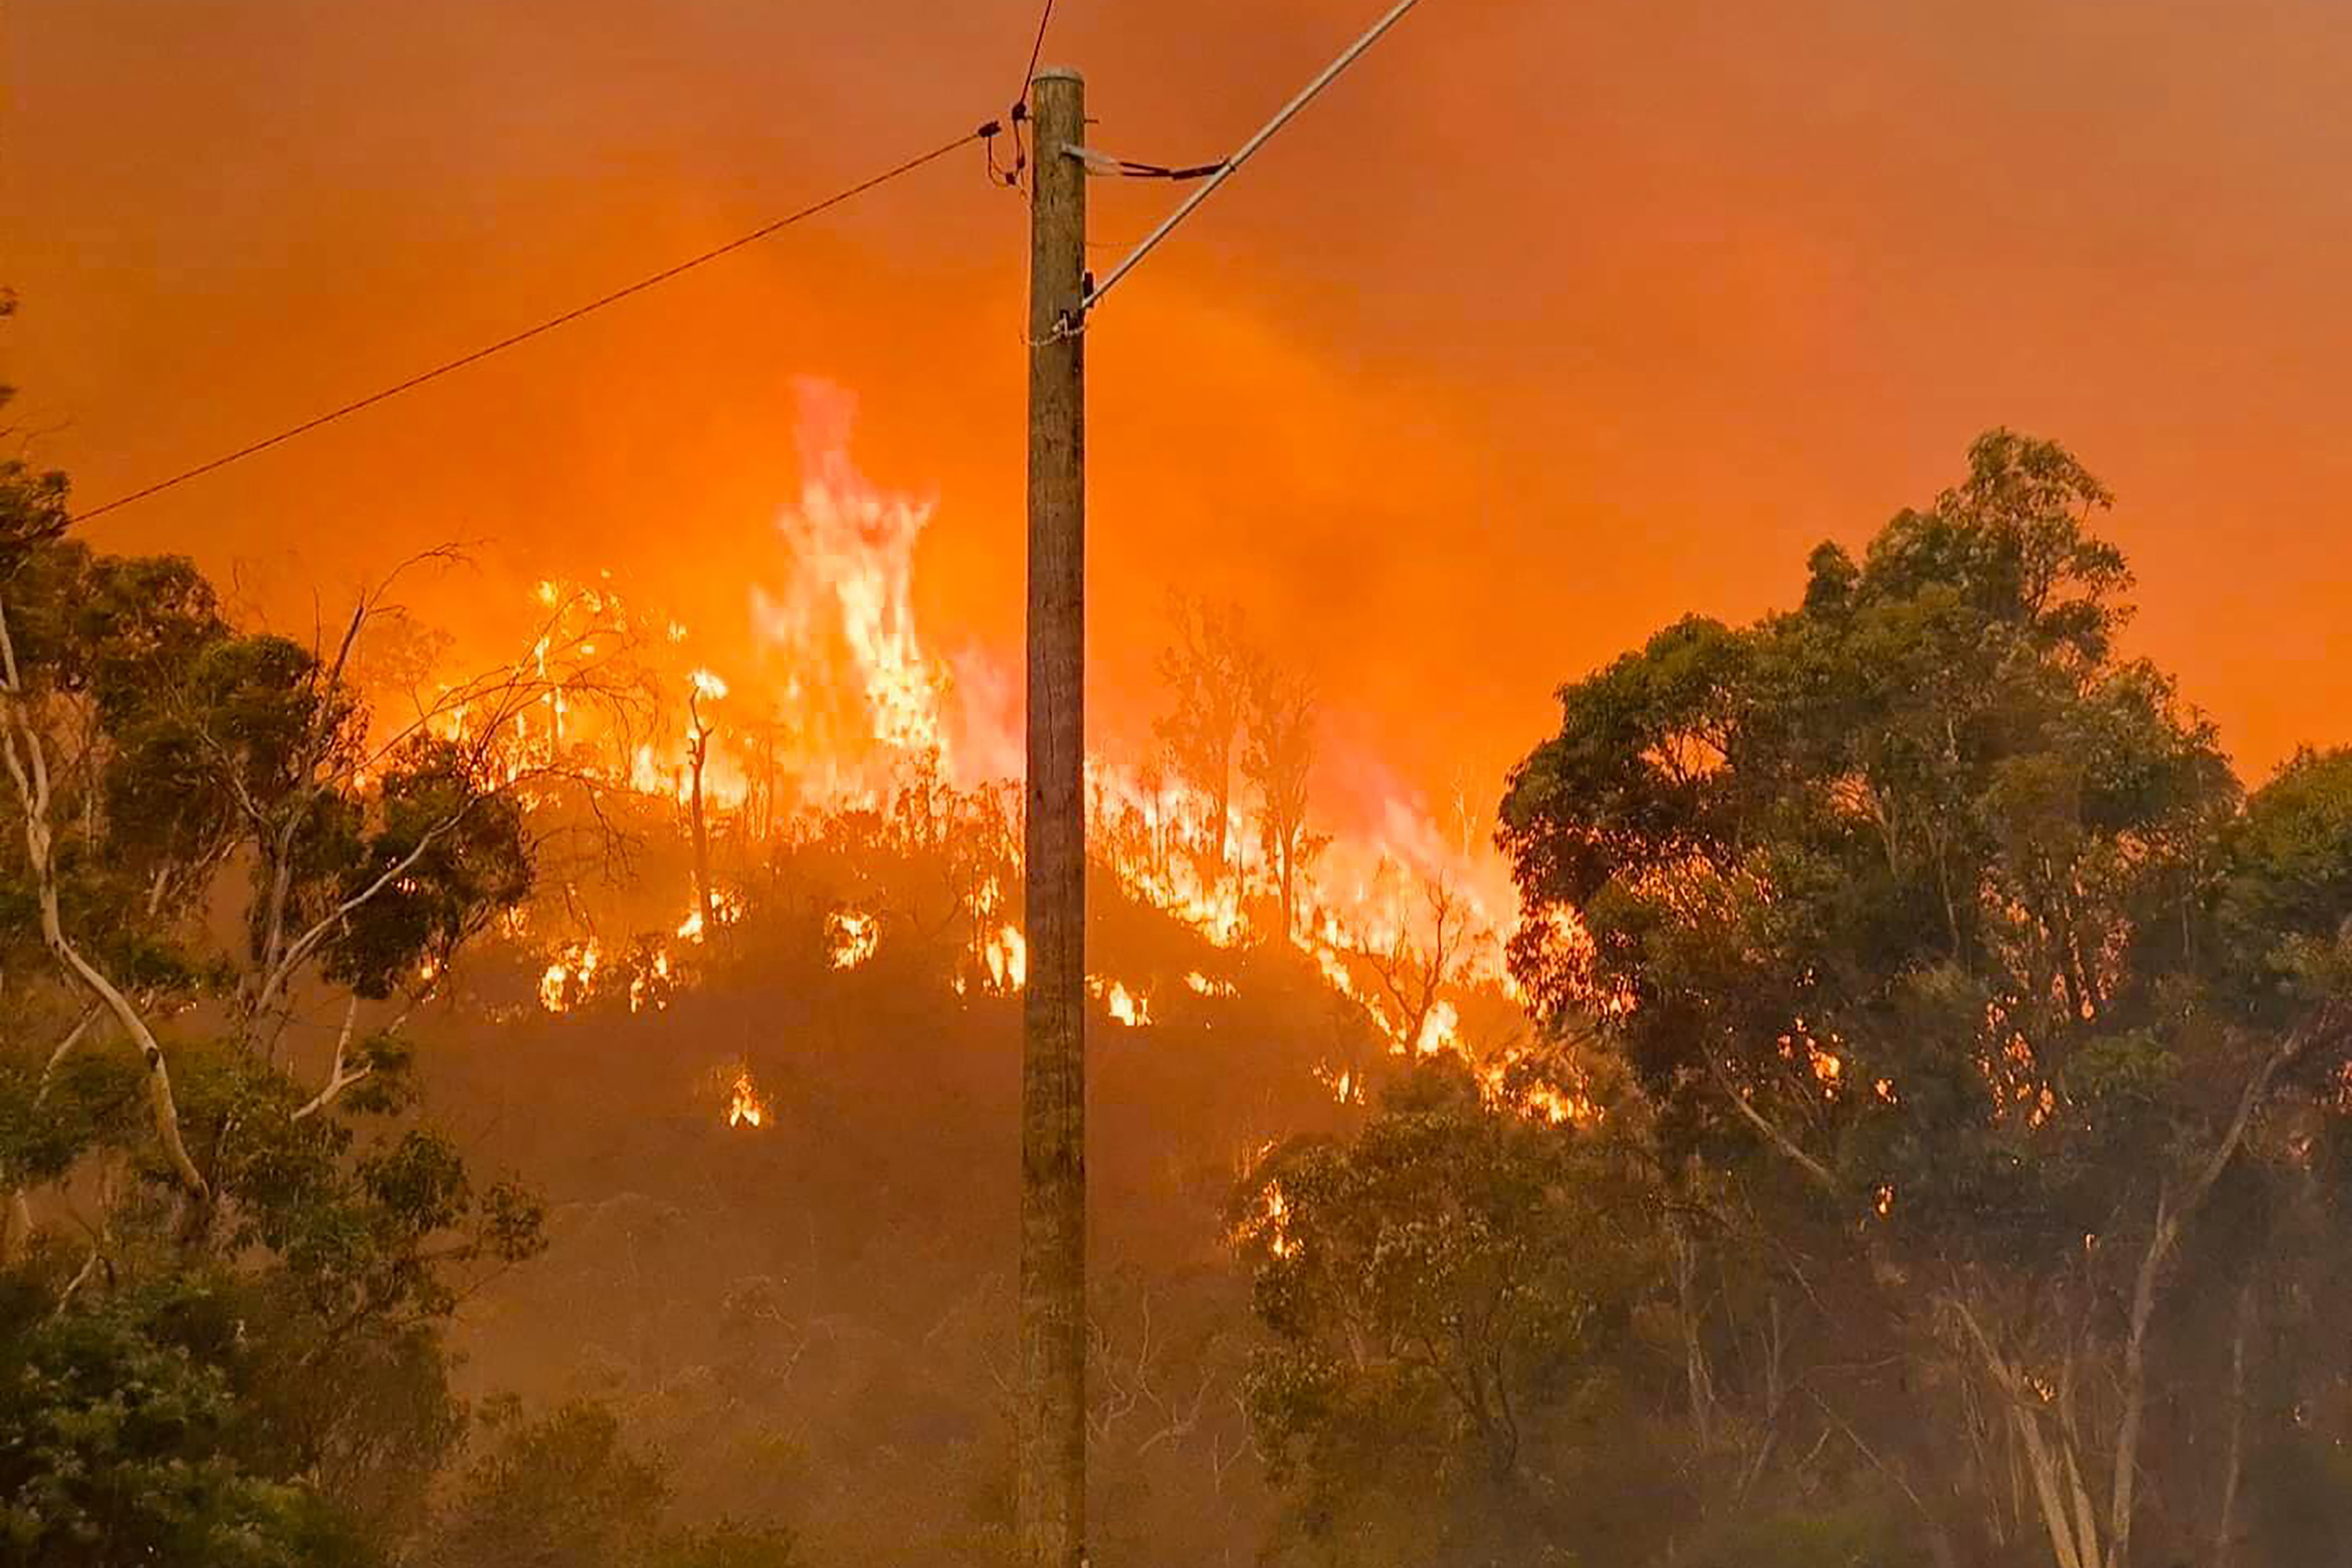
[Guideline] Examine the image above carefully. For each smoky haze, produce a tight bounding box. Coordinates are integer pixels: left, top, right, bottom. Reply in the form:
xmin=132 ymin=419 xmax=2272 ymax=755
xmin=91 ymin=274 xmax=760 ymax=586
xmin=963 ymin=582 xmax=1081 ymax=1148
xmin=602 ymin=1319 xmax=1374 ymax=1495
xmin=9 ymin=8 xmax=2352 ymax=1566
xmin=8 ymin=0 xmax=2350 ymax=804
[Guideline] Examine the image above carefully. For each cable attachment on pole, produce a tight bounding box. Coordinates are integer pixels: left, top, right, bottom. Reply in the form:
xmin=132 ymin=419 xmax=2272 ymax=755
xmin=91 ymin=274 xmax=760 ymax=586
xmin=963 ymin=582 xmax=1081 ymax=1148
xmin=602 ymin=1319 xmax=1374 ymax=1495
xmin=1007 ymin=101 xmax=1034 ymax=190
xmin=1025 ymin=270 xmax=1092 ymax=352
xmin=979 ymin=116 xmax=1011 ymax=186
xmin=984 ymin=104 xmax=1033 ymax=190
xmin=1025 ymin=311 xmax=1086 ymax=350
xmin=1063 ymin=144 xmax=1228 ymax=181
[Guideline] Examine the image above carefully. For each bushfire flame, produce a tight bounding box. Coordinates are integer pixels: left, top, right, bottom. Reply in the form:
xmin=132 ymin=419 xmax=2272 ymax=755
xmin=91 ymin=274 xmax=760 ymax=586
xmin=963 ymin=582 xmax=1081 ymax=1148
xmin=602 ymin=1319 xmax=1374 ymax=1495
xmin=983 ymin=924 xmax=1027 ymax=993
xmin=539 ymin=938 xmax=601 ymax=1014
xmin=728 ymin=1066 xmax=768 ymax=1130
xmin=827 ymin=909 xmax=880 ymax=971
xmin=1238 ymin=1179 xmax=1300 ymax=1261
xmin=1089 ymin=976 xmax=1152 ymax=1029
xmin=488 ymin=383 xmax=1594 ymax=1118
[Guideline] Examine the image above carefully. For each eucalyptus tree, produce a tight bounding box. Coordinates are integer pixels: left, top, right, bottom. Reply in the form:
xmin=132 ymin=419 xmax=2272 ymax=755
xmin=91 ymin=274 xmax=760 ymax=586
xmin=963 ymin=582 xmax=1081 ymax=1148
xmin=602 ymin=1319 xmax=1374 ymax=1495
xmin=1499 ymin=431 xmax=2352 ymax=1566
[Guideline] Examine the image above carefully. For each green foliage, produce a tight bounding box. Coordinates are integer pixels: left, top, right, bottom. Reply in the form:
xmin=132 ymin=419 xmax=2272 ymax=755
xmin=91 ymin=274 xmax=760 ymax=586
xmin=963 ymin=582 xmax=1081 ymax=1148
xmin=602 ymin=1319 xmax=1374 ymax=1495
xmin=323 ymin=738 xmax=533 ymax=1000
xmin=1239 ymin=1062 xmax=1666 ymax=1565
xmin=0 ymin=1041 xmax=143 ymax=1189
xmin=0 ymin=1273 xmax=381 ymax=1567
xmin=1673 ymin=1497 xmax=1931 ymax=1568
xmin=1498 ymin=428 xmax=2255 ymax=1237
xmin=0 ymin=505 xmax=575 ymax=1565
xmin=0 ymin=294 xmax=68 ymax=572
xmin=1494 ymin=429 xmax=2352 ymax=1564
xmin=2221 ymin=747 xmax=2352 ymax=1004
xmin=640 ymin=1519 xmax=808 ymax=1568
xmin=3 ymin=532 xmax=535 ymax=1025
xmin=427 ymin=1398 xmax=670 ymax=1568
xmin=0 ymin=1020 xmax=534 ymax=1559
xmin=426 ymin=1399 xmax=804 ymax=1568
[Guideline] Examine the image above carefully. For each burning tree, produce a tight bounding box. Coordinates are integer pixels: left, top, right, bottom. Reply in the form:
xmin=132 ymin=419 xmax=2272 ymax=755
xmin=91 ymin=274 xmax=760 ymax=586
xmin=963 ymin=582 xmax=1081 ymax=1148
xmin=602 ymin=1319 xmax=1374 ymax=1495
xmin=685 ymin=667 xmax=725 ymax=942
xmin=1361 ymin=867 xmax=1480 ymax=1056
xmin=1243 ymin=660 xmax=1323 ymax=942
xmin=1155 ymin=595 xmax=1254 ymax=895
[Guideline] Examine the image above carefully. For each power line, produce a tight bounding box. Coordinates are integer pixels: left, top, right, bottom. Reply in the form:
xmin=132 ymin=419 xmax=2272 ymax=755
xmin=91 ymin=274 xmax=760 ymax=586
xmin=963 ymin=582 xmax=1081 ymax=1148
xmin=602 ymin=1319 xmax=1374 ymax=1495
xmin=1080 ymin=0 xmax=1427 ymax=320
xmin=1018 ymin=0 xmax=1059 ymax=105
xmin=993 ymin=0 xmax=1061 ymax=191
xmin=71 ymin=125 xmax=993 ymax=526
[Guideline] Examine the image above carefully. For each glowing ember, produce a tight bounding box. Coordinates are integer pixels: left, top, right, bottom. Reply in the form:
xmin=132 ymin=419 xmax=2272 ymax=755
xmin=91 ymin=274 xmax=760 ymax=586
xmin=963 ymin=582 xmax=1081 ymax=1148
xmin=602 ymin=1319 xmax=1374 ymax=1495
xmin=827 ymin=909 xmax=880 ymax=970
xmin=1412 ymin=1000 xmax=1460 ymax=1057
xmin=1183 ymin=970 xmax=1237 ymax=998
xmin=983 ymin=924 xmax=1027 ymax=993
xmin=1314 ymin=1061 xmax=1367 ymax=1105
xmin=1520 ymin=1083 xmax=1592 ymax=1125
xmin=1236 ymin=1179 xmax=1300 ymax=1261
xmin=727 ymin=1067 xmax=768 ymax=1130
xmin=539 ymin=938 xmax=602 ymax=1014
xmin=1089 ymin=976 xmax=1152 ymax=1028
xmin=1472 ymin=1042 xmax=1602 ymax=1127
xmin=629 ymin=949 xmax=673 ymax=1014
xmin=677 ymin=889 xmax=741 ymax=946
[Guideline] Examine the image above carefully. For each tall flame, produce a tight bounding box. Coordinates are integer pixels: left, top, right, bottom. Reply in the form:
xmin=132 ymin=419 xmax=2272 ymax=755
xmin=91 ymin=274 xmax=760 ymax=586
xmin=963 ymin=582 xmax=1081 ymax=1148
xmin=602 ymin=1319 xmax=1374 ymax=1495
xmin=749 ymin=382 xmax=993 ymax=802
xmin=983 ymin=924 xmax=1027 ymax=993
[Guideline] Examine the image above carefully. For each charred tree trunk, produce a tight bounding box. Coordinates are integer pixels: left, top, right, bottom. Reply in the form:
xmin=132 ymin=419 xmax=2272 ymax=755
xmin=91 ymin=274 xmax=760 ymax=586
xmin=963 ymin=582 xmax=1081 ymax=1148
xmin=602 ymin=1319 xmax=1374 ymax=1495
xmin=1277 ymin=836 xmax=1296 ymax=942
xmin=688 ymin=714 xmax=717 ymax=938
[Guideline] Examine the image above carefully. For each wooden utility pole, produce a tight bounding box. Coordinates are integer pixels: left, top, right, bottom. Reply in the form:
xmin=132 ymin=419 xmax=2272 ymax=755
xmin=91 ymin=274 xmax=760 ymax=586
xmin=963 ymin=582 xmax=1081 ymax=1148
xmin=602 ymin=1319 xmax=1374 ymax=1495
xmin=1018 ymin=64 xmax=1089 ymax=1568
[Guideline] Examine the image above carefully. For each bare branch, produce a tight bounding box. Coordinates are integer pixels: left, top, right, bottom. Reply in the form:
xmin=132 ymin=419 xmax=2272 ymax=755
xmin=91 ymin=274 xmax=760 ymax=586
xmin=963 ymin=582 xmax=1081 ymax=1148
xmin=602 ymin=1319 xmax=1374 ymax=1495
xmin=34 ymin=1005 xmax=102 ymax=1106
xmin=252 ymin=808 xmax=474 ymax=1025
xmin=49 ymin=1245 xmax=102 ymax=1319
xmin=1707 ymin=1053 xmax=1838 ymax=1193
xmin=292 ymin=996 xmax=372 ymax=1122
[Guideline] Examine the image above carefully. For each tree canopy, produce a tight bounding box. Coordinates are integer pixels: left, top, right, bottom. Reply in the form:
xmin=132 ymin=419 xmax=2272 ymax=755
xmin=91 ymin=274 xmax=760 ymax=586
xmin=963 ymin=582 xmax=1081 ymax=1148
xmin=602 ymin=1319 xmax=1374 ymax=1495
xmin=1492 ymin=430 xmax=2352 ymax=1566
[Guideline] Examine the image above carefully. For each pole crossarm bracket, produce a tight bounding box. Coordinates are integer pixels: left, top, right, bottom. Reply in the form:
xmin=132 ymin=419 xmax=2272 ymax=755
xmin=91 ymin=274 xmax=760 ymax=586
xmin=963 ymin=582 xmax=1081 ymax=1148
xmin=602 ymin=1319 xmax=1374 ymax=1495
xmin=1063 ymin=144 xmax=1230 ymax=181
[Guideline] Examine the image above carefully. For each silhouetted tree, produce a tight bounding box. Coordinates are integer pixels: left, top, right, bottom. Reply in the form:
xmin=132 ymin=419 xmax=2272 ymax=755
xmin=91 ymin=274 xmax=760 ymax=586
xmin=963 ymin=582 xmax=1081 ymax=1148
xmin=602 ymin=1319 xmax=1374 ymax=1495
xmin=1155 ymin=595 xmax=1254 ymax=893
xmin=1499 ymin=430 xmax=2352 ymax=1567
xmin=1243 ymin=661 xmax=1323 ymax=942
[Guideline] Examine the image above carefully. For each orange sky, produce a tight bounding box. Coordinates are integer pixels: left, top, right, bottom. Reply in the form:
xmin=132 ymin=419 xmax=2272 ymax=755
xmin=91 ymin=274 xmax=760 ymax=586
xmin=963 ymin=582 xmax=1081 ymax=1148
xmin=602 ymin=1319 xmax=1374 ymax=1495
xmin=6 ymin=0 xmax=2348 ymax=806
